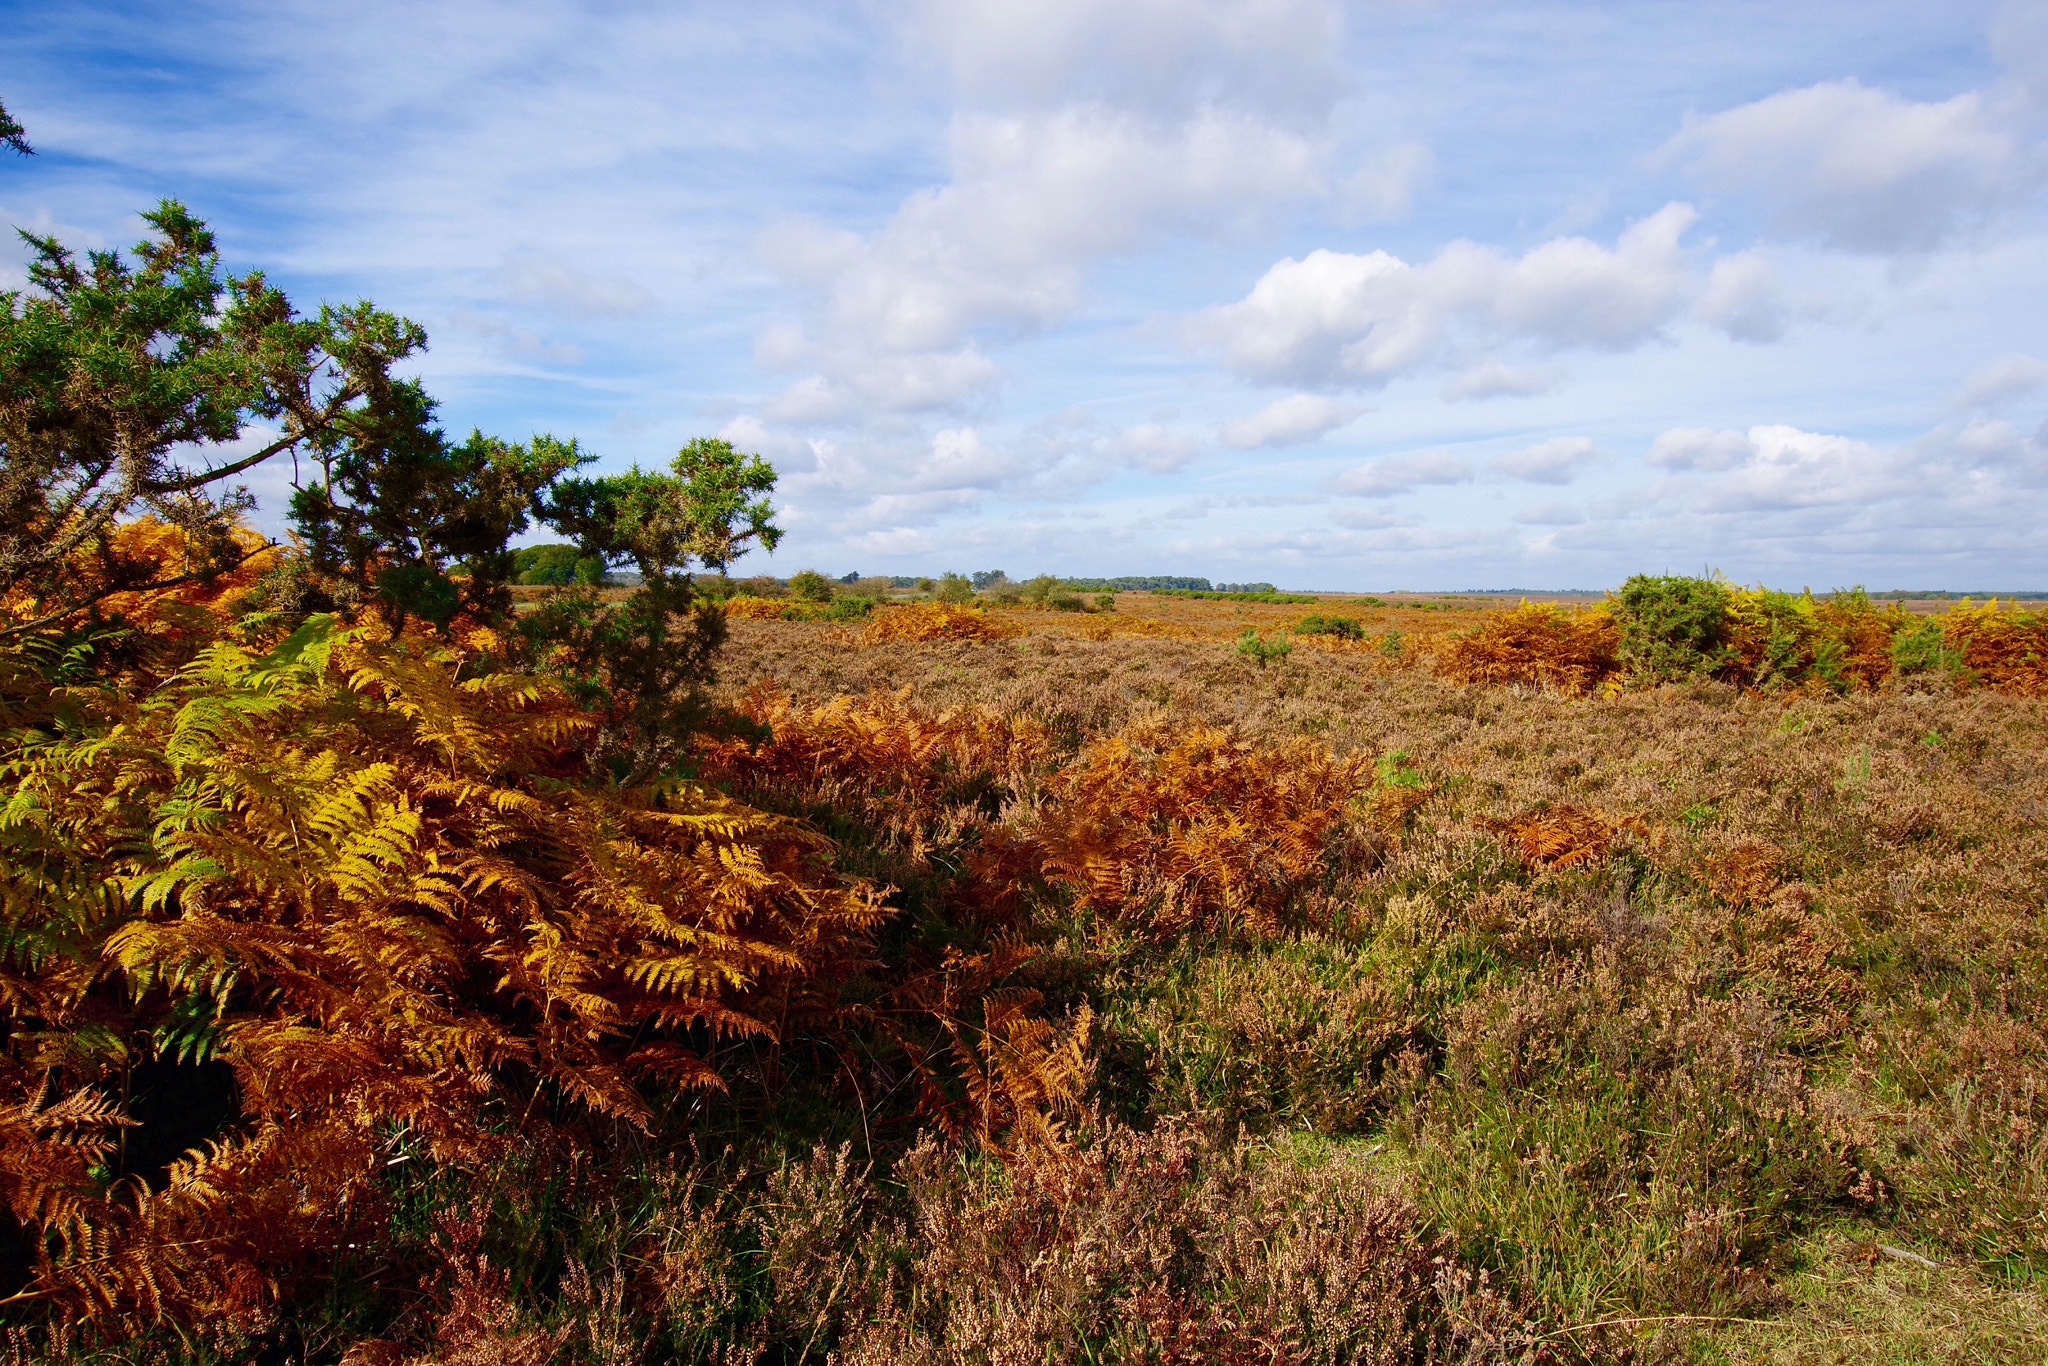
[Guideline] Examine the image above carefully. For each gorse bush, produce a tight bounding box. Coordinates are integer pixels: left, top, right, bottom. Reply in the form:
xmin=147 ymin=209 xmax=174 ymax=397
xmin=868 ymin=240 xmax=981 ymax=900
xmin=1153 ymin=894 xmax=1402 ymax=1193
xmin=1613 ymin=574 xmax=1732 ymax=680
xmin=1434 ymin=580 xmax=2047 ymax=698
xmin=1295 ymin=613 xmax=1365 ymax=640
xmin=1235 ymin=626 xmax=1293 ymax=667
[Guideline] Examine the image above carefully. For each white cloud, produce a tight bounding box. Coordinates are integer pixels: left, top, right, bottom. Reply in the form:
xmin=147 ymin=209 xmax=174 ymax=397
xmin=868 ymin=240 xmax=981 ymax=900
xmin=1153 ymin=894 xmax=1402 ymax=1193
xmin=1644 ymin=424 xmax=1886 ymax=513
xmin=1219 ymin=393 xmax=1365 ymax=448
xmin=1440 ymin=361 xmax=1564 ymax=402
xmin=759 ymin=347 xmax=1004 ymax=421
xmin=757 ymin=3 xmax=1346 ymax=434
xmin=1192 ymin=203 xmax=1703 ymax=390
xmin=1664 ymin=79 xmax=2025 ymax=252
xmin=717 ymin=415 xmax=821 ymax=473
xmin=1646 ymin=427 xmax=1759 ymax=471
xmin=1950 ymin=353 xmax=2048 ymax=411
xmin=1332 ymin=450 xmax=1472 ymax=496
xmin=1693 ymin=251 xmax=1789 ymax=343
xmin=1490 ymin=436 xmax=1606 ymax=484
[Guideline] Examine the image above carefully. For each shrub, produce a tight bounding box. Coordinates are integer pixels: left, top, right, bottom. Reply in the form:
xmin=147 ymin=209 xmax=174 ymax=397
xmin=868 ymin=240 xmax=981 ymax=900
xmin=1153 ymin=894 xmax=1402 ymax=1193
xmin=934 ymin=572 xmax=975 ymax=605
xmin=1434 ymin=603 xmax=1619 ymax=694
xmin=1049 ymin=593 xmax=1087 ymax=612
xmin=861 ymin=602 xmax=1022 ymax=643
xmin=847 ymin=575 xmax=898 ymax=602
xmin=723 ymin=594 xmax=804 ymax=620
xmin=1295 ymin=613 xmax=1365 ymax=640
xmin=819 ymin=594 xmax=873 ymax=622
xmin=1944 ymin=601 xmax=2048 ymax=695
xmin=1893 ymin=613 xmax=1966 ymax=687
xmin=1612 ymin=573 xmax=1731 ymax=681
xmin=1234 ymin=627 xmax=1293 ymax=667
xmin=0 ymin=615 xmax=886 ymax=1329
xmin=1092 ymin=592 xmax=1116 ymax=612
xmin=789 ymin=569 xmax=835 ymax=603
xmin=1031 ymin=717 xmax=1366 ymax=937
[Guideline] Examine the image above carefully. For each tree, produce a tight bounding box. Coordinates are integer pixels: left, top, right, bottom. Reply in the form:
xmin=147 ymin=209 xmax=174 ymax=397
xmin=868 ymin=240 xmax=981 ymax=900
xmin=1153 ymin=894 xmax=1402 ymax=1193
xmin=0 ymin=202 xmax=429 ymax=633
xmin=542 ymin=437 xmax=779 ymax=581
xmin=788 ymin=569 xmax=834 ymax=603
xmin=285 ymin=405 xmax=584 ymax=629
xmin=934 ymin=572 xmax=974 ymax=605
xmin=514 ymin=543 xmax=601 ymax=586
xmin=526 ymin=437 xmax=783 ymax=782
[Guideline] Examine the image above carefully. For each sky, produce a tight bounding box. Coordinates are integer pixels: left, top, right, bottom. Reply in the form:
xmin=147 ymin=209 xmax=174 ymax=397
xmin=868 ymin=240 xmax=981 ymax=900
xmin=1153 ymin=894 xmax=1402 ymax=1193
xmin=5 ymin=0 xmax=2048 ymax=590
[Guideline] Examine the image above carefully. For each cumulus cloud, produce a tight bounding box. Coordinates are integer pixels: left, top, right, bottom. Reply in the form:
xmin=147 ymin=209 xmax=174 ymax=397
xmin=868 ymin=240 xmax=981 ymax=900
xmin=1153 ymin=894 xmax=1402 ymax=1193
xmin=1664 ymin=79 xmax=2025 ymax=252
xmin=756 ymin=0 xmax=1346 ymax=431
xmin=1219 ymin=393 xmax=1365 ymax=448
xmin=759 ymin=347 xmax=1003 ymax=422
xmin=1642 ymin=424 xmax=1888 ymax=513
xmin=1440 ymin=362 xmax=1564 ymax=402
xmin=1192 ymin=203 xmax=1710 ymax=390
xmin=716 ymin=414 xmax=821 ymax=473
xmin=1949 ymin=353 xmax=2048 ymax=411
xmin=1693 ymin=251 xmax=1789 ymax=343
xmin=1332 ymin=450 xmax=1472 ymax=496
xmin=1646 ymin=427 xmax=1759 ymax=471
xmin=1490 ymin=436 xmax=1606 ymax=484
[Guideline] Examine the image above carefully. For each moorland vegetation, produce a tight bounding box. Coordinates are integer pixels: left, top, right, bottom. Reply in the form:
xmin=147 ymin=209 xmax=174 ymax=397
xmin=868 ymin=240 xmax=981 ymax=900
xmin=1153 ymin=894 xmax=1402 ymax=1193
xmin=2 ymin=124 xmax=2046 ymax=1364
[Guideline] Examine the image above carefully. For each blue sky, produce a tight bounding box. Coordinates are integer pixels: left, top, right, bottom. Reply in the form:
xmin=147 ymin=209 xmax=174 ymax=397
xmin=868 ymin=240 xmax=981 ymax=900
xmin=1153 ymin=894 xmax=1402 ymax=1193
xmin=6 ymin=0 xmax=2047 ymax=589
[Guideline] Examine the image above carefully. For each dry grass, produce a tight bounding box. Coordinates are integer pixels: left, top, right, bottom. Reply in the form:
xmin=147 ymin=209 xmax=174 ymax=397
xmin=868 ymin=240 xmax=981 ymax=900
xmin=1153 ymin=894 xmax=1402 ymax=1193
xmin=22 ymin=590 xmax=2044 ymax=1363
xmin=697 ymin=598 xmax=2048 ymax=1361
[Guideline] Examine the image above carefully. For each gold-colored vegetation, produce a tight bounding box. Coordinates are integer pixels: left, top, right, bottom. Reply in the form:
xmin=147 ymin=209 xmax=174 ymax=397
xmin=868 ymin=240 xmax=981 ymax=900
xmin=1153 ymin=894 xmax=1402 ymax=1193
xmin=7 ymin=561 xmax=2048 ymax=1362
xmin=859 ymin=601 xmax=1022 ymax=643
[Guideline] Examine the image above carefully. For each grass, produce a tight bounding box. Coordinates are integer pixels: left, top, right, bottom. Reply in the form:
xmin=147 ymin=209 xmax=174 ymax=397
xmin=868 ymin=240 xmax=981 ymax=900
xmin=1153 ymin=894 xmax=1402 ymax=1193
xmin=19 ymin=590 xmax=2044 ymax=1363
xmin=701 ymin=595 xmax=2048 ymax=1362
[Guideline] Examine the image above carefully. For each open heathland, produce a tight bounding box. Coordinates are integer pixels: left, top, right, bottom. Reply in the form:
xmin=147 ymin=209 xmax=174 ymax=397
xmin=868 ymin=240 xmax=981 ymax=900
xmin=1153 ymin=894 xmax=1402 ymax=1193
xmin=9 ymin=579 xmax=2046 ymax=1364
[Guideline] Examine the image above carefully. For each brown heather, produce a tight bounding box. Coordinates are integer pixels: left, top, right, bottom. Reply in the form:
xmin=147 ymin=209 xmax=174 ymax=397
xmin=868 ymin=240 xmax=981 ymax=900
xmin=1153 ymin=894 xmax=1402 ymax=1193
xmin=6 ymin=589 xmax=2048 ymax=1363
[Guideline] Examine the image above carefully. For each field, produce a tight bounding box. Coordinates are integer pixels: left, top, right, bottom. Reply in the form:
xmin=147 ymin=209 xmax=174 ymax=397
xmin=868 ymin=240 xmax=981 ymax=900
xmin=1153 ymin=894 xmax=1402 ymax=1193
xmin=671 ymin=590 xmax=2048 ymax=1363
xmin=7 ymin=586 xmax=2048 ymax=1364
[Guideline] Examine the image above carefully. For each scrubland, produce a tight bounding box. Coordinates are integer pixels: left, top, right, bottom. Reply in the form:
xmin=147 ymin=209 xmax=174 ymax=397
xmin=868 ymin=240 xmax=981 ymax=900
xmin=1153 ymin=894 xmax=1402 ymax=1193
xmin=693 ymin=598 xmax=2048 ymax=1363
xmin=7 ymin=588 xmax=2047 ymax=1365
